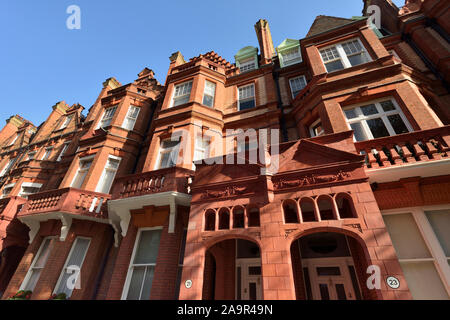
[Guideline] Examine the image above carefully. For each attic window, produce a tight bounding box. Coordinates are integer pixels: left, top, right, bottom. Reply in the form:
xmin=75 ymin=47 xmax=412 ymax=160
xmin=8 ymin=135 xmax=18 ymax=146
xmin=280 ymin=47 xmax=301 ymax=67
xmin=59 ymin=114 xmax=73 ymax=130
xmin=239 ymin=57 xmax=257 ymax=72
xmin=137 ymin=88 xmax=147 ymax=94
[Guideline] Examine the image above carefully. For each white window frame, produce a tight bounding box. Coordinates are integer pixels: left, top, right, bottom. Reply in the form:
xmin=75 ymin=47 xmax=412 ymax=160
xmin=8 ymin=135 xmax=18 ymax=146
xmin=122 ymin=105 xmax=140 ymax=131
xmin=193 ymin=135 xmax=211 ymax=169
xmin=97 ymin=105 xmax=118 ymax=129
xmin=237 ymin=84 xmax=256 ymax=111
xmin=343 ymin=97 xmax=413 ymax=142
xmin=319 ymin=38 xmax=371 ymax=73
xmin=70 ymin=155 xmax=95 ymax=189
xmin=0 ymin=158 xmax=15 ymax=177
xmin=59 ymin=114 xmax=73 ymax=130
xmin=41 ymin=147 xmax=53 ymax=161
xmin=382 ymin=205 xmax=450 ymax=298
xmin=20 ymin=237 xmax=54 ymax=291
xmin=57 ymin=142 xmax=70 ymax=162
xmin=1 ymin=183 xmax=15 ymax=199
xmin=280 ymin=46 xmax=302 ymax=67
xmin=289 ymin=75 xmax=307 ymax=99
xmin=238 ymin=56 xmax=258 ymax=73
xmin=53 ymin=237 xmax=91 ymax=298
xmin=171 ymin=81 xmax=193 ymax=108
xmin=154 ymin=138 xmax=181 ymax=170
xmin=26 ymin=151 xmax=37 ymax=161
xmin=95 ymin=155 xmax=121 ymax=194
xmin=121 ymin=227 xmax=163 ymax=300
xmin=18 ymin=182 xmax=42 ymax=198
xmin=202 ymin=80 xmax=216 ymax=108
xmin=309 ymin=119 xmax=324 ymax=137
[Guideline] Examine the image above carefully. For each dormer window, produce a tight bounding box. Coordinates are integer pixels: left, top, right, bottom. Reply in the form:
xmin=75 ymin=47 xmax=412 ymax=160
xmin=98 ymin=106 xmax=118 ymax=129
xmin=277 ymin=39 xmax=302 ymax=68
xmin=320 ymin=38 xmax=371 ymax=73
xmin=171 ymin=81 xmax=193 ymax=107
xmin=235 ymin=46 xmax=259 ymax=74
xmin=59 ymin=114 xmax=73 ymax=130
xmin=239 ymin=57 xmax=257 ymax=72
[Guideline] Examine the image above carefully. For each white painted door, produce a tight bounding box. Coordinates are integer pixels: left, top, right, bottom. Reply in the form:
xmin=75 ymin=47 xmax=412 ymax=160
xmin=304 ymin=257 xmax=357 ymax=300
xmin=236 ymin=258 xmax=262 ymax=300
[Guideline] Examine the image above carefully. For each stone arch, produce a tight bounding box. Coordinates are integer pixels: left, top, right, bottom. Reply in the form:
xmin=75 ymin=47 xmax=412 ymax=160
xmin=204 ymin=209 xmax=216 ymax=231
xmin=299 ymin=197 xmax=317 ymax=222
xmin=246 ymin=205 xmax=260 ymax=227
xmin=316 ymin=194 xmax=336 ymax=220
xmin=232 ymin=206 xmax=245 ymax=229
xmin=289 ymin=226 xmax=381 ymax=300
xmin=218 ymin=208 xmax=230 ymax=230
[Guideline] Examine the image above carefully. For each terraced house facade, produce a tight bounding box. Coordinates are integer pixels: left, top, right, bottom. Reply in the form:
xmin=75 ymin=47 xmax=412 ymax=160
xmin=0 ymin=0 xmax=449 ymax=300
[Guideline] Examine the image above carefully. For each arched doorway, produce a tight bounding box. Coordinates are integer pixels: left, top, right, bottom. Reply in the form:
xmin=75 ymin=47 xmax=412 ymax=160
xmin=291 ymin=232 xmax=366 ymax=300
xmin=202 ymin=239 xmax=262 ymax=300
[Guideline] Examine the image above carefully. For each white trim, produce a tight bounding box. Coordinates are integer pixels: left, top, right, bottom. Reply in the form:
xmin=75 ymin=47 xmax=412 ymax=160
xmin=121 ymin=105 xmax=140 ymax=131
xmin=121 ymin=227 xmax=163 ymax=300
xmin=53 ymin=237 xmax=91 ymax=297
xmin=289 ymin=75 xmax=307 ymax=99
xmin=170 ymin=81 xmax=193 ymax=108
xmin=20 ymin=237 xmax=55 ymax=291
xmin=319 ymin=38 xmax=371 ymax=72
xmin=237 ymin=83 xmax=256 ymax=111
xmin=95 ymin=155 xmax=121 ymax=194
xmin=57 ymin=142 xmax=70 ymax=162
xmin=70 ymin=155 xmax=95 ymax=188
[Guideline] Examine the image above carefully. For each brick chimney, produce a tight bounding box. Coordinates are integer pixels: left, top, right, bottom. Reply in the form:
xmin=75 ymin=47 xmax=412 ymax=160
xmin=254 ymin=19 xmax=275 ymax=65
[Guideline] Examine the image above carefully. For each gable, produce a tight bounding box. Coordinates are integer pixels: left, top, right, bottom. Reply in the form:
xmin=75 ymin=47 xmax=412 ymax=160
xmin=193 ymin=162 xmax=261 ymax=186
xmin=306 ymin=15 xmax=354 ymax=38
xmin=278 ymin=139 xmax=364 ymax=173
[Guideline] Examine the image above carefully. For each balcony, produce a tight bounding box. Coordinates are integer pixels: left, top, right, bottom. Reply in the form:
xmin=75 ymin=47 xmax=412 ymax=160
xmin=111 ymin=167 xmax=194 ymax=200
xmin=355 ymin=126 xmax=450 ymax=169
xmin=19 ymin=188 xmax=110 ymax=219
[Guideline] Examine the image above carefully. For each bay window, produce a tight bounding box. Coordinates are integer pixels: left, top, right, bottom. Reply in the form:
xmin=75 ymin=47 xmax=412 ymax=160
xmin=202 ymin=81 xmax=216 ymax=108
xmin=343 ymin=98 xmax=412 ymax=142
xmin=21 ymin=237 xmax=53 ymax=291
xmin=238 ymin=84 xmax=256 ymax=111
xmin=54 ymin=237 xmax=90 ymax=298
xmin=122 ymin=105 xmax=140 ymax=131
xmin=320 ymin=38 xmax=370 ymax=73
xmin=122 ymin=228 xmax=162 ymax=300
xmin=171 ymin=81 xmax=192 ymax=107
xmin=280 ymin=46 xmax=302 ymax=67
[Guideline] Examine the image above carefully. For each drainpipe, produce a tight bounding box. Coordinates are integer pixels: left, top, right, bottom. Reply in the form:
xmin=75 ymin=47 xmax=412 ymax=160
xmin=402 ymin=33 xmax=450 ymax=92
xmin=272 ymin=71 xmax=289 ymax=142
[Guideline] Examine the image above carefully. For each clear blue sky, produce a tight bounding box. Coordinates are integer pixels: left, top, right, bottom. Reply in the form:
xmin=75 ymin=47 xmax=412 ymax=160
xmin=0 ymin=0 xmax=403 ymax=127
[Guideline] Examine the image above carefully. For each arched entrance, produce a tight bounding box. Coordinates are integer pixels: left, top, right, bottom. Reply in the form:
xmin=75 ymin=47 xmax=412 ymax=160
xmin=202 ymin=239 xmax=262 ymax=300
xmin=291 ymin=232 xmax=368 ymax=300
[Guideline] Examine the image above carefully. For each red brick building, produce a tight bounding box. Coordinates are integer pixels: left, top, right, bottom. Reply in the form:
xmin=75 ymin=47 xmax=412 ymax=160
xmin=0 ymin=0 xmax=449 ymax=300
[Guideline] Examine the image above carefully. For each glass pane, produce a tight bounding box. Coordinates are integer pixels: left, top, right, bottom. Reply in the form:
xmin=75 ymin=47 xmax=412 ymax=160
xmin=316 ymin=267 xmax=341 ymax=276
xmin=134 ymin=230 xmax=162 ymax=265
xmin=360 ymin=104 xmax=378 ymax=116
xmin=25 ymin=269 xmax=42 ymax=291
xmin=425 ymin=210 xmax=450 ymax=256
xmin=335 ymin=284 xmax=347 ymax=300
xmin=202 ymin=94 xmax=214 ymax=107
xmin=248 ymin=266 xmax=262 ymax=275
xmin=344 ymin=109 xmax=358 ymax=119
xmin=56 ymin=269 xmax=72 ymax=296
xmin=140 ymin=266 xmax=155 ymax=300
xmin=98 ymin=169 xmax=116 ymax=194
xmin=249 ymin=282 xmax=257 ymax=300
xmin=400 ymin=261 xmax=448 ymax=300
xmin=319 ymin=284 xmax=330 ymax=300
xmin=325 ymin=60 xmax=344 ymax=72
xmin=67 ymin=238 xmax=90 ymax=267
xmin=380 ymin=100 xmax=396 ymax=112
xmin=366 ymin=118 xmax=390 ymax=138
xmin=239 ymin=99 xmax=256 ymax=110
xmin=350 ymin=123 xmax=368 ymax=142
xmin=383 ymin=214 xmax=431 ymax=259
xmin=34 ymin=239 xmax=51 ymax=268
xmin=126 ymin=266 xmax=145 ymax=300
xmin=387 ymin=114 xmax=409 ymax=134
xmin=347 ymin=53 xmax=368 ymax=66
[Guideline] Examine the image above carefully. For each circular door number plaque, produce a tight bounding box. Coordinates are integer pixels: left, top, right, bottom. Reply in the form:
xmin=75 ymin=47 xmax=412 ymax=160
xmin=386 ymin=276 xmax=400 ymax=289
xmin=185 ymin=280 xmax=193 ymax=289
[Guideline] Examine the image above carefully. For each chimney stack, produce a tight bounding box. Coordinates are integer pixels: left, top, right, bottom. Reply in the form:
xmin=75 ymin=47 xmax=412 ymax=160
xmin=254 ymin=19 xmax=275 ymax=65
